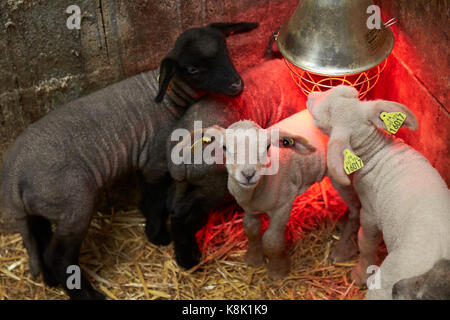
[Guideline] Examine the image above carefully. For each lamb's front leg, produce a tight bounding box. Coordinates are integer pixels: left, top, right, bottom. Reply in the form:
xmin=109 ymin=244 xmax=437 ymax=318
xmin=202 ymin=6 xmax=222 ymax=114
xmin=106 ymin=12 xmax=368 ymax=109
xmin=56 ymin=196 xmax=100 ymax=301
xmin=352 ymin=209 xmax=381 ymax=286
xmin=330 ymin=181 xmax=361 ymax=262
xmin=140 ymin=173 xmax=172 ymax=246
xmin=243 ymin=213 xmax=264 ymax=267
xmin=167 ymin=181 xmax=202 ymax=269
xmin=262 ymin=205 xmax=291 ymax=280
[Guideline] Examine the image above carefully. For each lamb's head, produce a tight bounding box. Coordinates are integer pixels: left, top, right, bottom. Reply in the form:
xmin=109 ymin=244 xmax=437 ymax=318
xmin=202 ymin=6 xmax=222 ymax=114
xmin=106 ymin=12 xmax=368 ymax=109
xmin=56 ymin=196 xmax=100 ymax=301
xmin=306 ymin=85 xmax=418 ymax=186
xmin=222 ymin=121 xmax=268 ymax=189
xmin=392 ymin=259 xmax=450 ymax=300
xmin=210 ymin=120 xmax=315 ymax=189
xmin=306 ymin=85 xmax=362 ymax=136
xmin=155 ymin=22 xmax=259 ymax=102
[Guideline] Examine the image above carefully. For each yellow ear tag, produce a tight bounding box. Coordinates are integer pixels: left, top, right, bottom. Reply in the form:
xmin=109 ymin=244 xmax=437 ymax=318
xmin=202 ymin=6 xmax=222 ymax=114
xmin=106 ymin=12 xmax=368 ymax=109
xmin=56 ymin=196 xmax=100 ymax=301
xmin=344 ymin=149 xmax=364 ymax=175
xmin=190 ymin=137 xmax=212 ymax=151
xmin=380 ymin=112 xmax=407 ymax=134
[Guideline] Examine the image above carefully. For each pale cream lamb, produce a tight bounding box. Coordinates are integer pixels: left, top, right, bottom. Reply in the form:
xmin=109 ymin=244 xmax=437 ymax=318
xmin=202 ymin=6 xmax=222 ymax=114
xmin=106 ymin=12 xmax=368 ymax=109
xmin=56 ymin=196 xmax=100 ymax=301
xmin=307 ymin=85 xmax=450 ymax=299
xmin=194 ymin=110 xmax=360 ymax=279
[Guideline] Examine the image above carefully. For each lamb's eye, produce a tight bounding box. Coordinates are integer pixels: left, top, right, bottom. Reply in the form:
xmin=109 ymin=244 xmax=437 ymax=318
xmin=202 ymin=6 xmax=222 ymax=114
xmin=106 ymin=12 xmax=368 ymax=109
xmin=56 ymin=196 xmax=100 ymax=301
xmin=187 ymin=66 xmax=199 ymax=74
xmin=282 ymin=138 xmax=294 ymax=147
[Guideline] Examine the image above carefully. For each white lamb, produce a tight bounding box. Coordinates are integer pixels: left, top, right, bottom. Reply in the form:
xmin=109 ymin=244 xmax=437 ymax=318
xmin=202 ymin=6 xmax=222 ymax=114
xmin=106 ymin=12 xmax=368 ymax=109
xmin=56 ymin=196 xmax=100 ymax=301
xmin=306 ymin=85 xmax=450 ymax=299
xmin=195 ymin=110 xmax=360 ymax=279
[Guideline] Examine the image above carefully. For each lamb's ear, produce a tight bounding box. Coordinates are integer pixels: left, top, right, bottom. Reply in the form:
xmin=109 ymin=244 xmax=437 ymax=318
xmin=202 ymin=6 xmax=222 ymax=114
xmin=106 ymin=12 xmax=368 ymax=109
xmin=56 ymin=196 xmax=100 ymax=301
xmin=175 ymin=125 xmax=225 ymax=151
xmin=327 ymin=137 xmax=352 ymax=186
xmin=173 ymin=126 xmax=225 ymax=159
xmin=204 ymin=125 xmax=226 ymax=145
xmin=369 ymin=100 xmax=418 ymax=131
xmin=208 ymin=22 xmax=258 ymax=37
xmin=272 ymin=129 xmax=316 ymax=154
xmin=155 ymin=56 xmax=178 ymax=103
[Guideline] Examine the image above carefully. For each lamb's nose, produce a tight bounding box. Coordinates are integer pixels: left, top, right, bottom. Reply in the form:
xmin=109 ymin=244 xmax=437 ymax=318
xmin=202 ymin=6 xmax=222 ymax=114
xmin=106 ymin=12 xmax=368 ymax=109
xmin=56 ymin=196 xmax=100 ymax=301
xmin=230 ymin=79 xmax=243 ymax=92
xmin=241 ymin=169 xmax=255 ymax=183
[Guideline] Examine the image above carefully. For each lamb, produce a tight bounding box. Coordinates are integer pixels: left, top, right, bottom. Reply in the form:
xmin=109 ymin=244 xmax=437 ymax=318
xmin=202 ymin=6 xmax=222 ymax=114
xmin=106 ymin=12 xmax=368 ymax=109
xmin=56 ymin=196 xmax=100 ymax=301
xmin=198 ymin=114 xmax=326 ymax=278
xmin=168 ymin=107 xmax=361 ymax=275
xmin=392 ymin=259 xmax=450 ymax=300
xmin=0 ymin=22 xmax=258 ymax=300
xmin=306 ymin=85 xmax=450 ymax=299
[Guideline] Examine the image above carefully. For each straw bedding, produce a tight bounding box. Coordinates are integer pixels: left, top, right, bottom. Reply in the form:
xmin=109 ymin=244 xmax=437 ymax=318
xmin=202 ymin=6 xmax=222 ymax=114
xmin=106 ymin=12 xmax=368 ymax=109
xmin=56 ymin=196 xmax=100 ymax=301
xmin=0 ymin=177 xmax=367 ymax=300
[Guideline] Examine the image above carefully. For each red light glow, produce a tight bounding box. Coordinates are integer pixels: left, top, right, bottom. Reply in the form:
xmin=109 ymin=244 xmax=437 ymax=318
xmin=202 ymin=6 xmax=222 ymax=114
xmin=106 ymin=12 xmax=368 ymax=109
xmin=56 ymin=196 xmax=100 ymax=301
xmin=284 ymin=58 xmax=387 ymax=99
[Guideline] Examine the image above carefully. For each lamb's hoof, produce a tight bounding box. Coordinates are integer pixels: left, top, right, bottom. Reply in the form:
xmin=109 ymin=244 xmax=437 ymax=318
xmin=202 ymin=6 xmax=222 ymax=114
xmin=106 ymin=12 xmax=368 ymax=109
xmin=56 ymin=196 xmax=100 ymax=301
xmin=28 ymin=259 xmax=41 ymax=280
xmin=68 ymin=288 xmax=106 ymax=300
xmin=175 ymin=246 xmax=200 ymax=270
xmin=42 ymin=270 xmax=59 ymax=287
xmin=267 ymin=257 xmax=289 ymax=280
xmin=330 ymin=239 xmax=358 ymax=262
xmin=351 ymin=264 xmax=367 ymax=287
xmin=145 ymin=225 xmax=172 ymax=246
xmin=244 ymin=251 xmax=264 ymax=267
xmin=268 ymin=267 xmax=289 ymax=281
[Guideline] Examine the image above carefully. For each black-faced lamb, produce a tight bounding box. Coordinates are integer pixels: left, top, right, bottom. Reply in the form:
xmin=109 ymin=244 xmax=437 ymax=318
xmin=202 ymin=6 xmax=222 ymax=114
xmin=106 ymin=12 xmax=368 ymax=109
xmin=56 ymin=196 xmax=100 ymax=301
xmin=307 ymin=85 xmax=450 ymax=300
xmin=0 ymin=22 xmax=258 ymax=300
xmin=392 ymin=259 xmax=450 ymax=300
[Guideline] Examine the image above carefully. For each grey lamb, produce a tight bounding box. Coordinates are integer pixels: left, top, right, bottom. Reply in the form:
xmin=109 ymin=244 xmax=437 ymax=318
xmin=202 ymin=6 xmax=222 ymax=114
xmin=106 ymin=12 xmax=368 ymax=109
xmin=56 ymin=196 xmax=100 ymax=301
xmin=0 ymin=22 xmax=258 ymax=300
xmin=307 ymin=85 xmax=450 ymax=300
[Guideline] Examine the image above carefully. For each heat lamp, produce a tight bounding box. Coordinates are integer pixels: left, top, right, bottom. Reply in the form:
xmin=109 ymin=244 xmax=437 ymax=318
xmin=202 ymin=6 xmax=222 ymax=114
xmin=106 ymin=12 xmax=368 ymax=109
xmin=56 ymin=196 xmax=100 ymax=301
xmin=277 ymin=0 xmax=395 ymax=99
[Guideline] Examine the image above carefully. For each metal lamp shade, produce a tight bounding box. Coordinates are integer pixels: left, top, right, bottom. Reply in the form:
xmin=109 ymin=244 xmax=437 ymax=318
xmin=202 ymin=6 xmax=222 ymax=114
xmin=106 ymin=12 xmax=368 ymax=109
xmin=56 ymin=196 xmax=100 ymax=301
xmin=278 ymin=0 xmax=394 ymax=76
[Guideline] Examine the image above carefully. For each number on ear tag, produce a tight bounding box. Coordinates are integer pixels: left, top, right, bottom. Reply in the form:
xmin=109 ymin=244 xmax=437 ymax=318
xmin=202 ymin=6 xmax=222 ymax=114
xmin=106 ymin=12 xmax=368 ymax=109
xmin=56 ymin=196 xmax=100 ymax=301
xmin=344 ymin=149 xmax=364 ymax=175
xmin=380 ymin=112 xmax=407 ymax=134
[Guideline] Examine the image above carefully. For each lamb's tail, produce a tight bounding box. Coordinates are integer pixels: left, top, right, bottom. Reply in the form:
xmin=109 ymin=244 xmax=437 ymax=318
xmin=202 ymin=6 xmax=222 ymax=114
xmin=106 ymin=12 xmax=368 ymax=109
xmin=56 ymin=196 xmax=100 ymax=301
xmin=1 ymin=165 xmax=43 ymax=279
xmin=0 ymin=154 xmax=27 ymax=222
